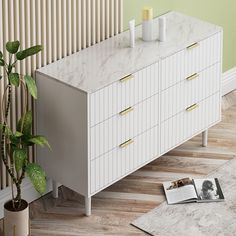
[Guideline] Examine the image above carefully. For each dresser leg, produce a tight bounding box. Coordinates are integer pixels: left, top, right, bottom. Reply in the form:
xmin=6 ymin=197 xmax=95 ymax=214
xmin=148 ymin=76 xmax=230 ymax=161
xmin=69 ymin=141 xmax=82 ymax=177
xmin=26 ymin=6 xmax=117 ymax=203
xmin=52 ymin=180 xmax=59 ymax=198
xmin=85 ymin=197 xmax=91 ymax=216
xmin=202 ymin=130 xmax=208 ymax=147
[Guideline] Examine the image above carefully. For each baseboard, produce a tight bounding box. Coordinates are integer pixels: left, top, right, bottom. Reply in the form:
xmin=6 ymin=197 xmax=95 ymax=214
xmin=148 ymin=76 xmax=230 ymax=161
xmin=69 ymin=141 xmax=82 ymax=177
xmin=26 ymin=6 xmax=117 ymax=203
xmin=0 ymin=178 xmax=52 ymax=219
xmin=222 ymin=67 xmax=236 ymax=96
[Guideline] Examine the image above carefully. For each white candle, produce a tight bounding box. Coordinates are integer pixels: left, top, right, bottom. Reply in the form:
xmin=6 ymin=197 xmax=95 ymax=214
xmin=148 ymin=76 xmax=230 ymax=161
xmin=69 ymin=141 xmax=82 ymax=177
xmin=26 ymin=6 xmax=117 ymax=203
xmin=159 ymin=17 xmax=166 ymax=42
xmin=129 ymin=19 xmax=135 ymax=48
xmin=142 ymin=7 xmax=153 ymax=42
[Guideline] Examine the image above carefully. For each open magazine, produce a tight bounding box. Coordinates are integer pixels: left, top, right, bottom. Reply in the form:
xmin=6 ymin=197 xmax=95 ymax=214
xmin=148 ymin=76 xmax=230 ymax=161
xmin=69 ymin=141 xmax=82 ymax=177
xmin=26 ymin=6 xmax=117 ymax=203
xmin=163 ymin=177 xmax=224 ymax=204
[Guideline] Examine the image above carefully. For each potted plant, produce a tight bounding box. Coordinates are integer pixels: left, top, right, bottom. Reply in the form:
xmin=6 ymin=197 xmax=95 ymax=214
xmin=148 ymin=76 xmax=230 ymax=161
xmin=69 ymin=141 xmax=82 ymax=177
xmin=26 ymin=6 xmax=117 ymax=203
xmin=0 ymin=41 xmax=50 ymax=236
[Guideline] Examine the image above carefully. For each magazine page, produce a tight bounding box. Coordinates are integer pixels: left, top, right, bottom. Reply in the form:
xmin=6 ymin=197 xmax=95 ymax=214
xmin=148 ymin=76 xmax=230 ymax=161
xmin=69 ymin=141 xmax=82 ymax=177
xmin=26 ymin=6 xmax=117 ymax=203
xmin=193 ymin=178 xmax=224 ymax=202
xmin=163 ymin=178 xmax=198 ymax=204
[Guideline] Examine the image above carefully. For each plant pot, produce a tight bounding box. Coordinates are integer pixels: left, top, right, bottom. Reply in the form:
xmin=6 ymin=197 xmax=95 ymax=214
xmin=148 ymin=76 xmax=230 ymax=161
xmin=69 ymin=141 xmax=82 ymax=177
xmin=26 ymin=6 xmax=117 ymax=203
xmin=4 ymin=200 xmax=29 ymax=236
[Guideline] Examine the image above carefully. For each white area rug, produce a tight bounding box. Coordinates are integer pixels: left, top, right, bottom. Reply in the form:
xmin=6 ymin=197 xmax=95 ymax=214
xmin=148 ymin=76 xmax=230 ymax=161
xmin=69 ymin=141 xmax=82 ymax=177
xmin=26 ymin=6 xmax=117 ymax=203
xmin=132 ymin=158 xmax=236 ymax=236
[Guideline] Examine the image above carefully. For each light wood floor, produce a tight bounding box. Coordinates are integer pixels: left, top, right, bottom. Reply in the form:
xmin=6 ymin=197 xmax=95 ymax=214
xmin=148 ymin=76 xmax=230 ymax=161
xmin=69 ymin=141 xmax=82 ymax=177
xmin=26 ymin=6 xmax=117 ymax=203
xmin=2 ymin=91 xmax=236 ymax=236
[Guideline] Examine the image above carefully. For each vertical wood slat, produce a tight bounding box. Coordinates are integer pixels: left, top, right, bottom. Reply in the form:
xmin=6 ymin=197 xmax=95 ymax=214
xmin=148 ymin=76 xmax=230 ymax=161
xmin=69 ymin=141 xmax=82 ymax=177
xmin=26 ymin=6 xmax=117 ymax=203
xmin=118 ymin=0 xmax=123 ymax=33
xmin=36 ymin=0 xmax=42 ymax=68
xmin=25 ymin=0 xmax=33 ymax=161
xmin=56 ymin=0 xmax=62 ymax=60
xmin=114 ymin=0 xmax=119 ymax=35
xmin=0 ymin=0 xmax=123 ymax=191
xmin=72 ymin=0 xmax=77 ymax=53
xmin=81 ymin=0 xmax=86 ymax=49
xmin=31 ymin=0 xmax=37 ymax=162
xmin=46 ymin=0 xmax=52 ymax=64
xmin=67 ymin=0 xmax=72 ymax=55
xmin=30 ymin=0 xmax=36 ymax=72
xmin=110 ymin=0 xmax=114 ymax=37
xmin=96 ymin=0 xmax=101 ymax=43
xmin=3 ymin=0 xmax=10 ymax=186
xmin=25 ymin=0 xmax=31 ymax=74
xmin=77 ymin=0 xmax=82 ymax=51
xmin=14 ymin=0 xmax=21 ymax=124
xmin=101 ymin=0 xmax=105 ymax=41
xmin=41 ymin=0 xmax=47 ymax=66
xmin=105 ymin=0 xmax=110 ymax=39
xmin=0 ymin=0 xmax=5 ymax=190
xmin=86 ymin=0 xmax=91 ymax=47
xmin=9 ymin=0 xmax=16 ymax=131
xmin=62 ymin=0 xmax=67 ymax=57
xmin=91 ymin=0 xmax=96 ymax=45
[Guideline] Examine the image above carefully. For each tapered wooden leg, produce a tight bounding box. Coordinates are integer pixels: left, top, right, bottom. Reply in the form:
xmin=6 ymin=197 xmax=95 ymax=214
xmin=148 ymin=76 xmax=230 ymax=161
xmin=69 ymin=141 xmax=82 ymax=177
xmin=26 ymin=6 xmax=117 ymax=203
xmin=85 ymin=197 xmax=91 ymax=216
xmin=202 ymin=130 xmax=208 ymax=147
xmin=52 ymin=180 xmax=59 ymax=198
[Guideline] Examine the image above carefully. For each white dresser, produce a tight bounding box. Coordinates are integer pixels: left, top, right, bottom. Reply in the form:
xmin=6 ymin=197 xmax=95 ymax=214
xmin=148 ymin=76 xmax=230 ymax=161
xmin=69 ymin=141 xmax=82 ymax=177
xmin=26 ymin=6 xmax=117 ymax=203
xmin=36 ymin=12 xmax=223 ymax=216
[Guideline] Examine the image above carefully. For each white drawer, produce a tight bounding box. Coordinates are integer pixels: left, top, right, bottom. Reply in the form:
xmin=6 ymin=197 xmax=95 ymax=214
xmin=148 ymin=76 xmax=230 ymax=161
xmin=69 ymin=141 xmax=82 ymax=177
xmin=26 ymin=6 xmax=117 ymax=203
xmin=90 ymin=124 xmax=160 ymax=194
xmin=161 ymin=63 xmax=221 ymax=122
xmin=90 ymin=93 xmax=159 ymax=160
xmin=90 ymin=62 xmax=159 ymax=127
xmin=160 ymin=92 xmax=221 ymax=154
xmin=161 ymin=32 xmax=222 ymax=91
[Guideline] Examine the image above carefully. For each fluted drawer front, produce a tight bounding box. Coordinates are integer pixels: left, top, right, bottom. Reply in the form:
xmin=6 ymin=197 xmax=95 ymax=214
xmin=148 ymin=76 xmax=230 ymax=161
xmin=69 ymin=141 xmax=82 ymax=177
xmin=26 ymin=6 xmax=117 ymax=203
xmin=90 ymin=62 xmax=159 ymax=127
xmin=160 ymin=92 xmax=220 ymax=154
xmin=90 ymin=124 xmax=160 ymax=194
xmin=161 ymin=32 xmax=222 ymax=91
xmin=90 ymin=93 xmax=159 ymax=160
xmin=161 ymin=63 xmax=221 ymax=122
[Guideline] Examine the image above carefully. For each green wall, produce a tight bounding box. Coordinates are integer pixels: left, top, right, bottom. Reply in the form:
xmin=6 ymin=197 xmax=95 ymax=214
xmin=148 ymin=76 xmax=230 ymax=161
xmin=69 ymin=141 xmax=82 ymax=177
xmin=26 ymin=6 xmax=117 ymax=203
xmin=124 ymin=0 xmax=236 ymax=72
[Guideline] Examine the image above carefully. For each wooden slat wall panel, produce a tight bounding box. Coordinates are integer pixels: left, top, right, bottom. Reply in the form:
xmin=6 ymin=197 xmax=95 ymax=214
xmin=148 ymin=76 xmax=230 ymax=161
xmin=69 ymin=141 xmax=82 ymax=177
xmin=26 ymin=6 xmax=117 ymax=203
xmin=0 ymin=0 xmax=123 ymax=190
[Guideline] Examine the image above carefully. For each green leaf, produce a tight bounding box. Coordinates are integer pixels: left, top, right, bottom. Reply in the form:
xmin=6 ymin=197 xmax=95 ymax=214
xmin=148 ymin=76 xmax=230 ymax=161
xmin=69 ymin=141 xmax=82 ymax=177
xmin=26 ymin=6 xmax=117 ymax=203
xmin=0 ymin=51 xmax=3 ymax=58
xmin=10 ymin=136 xmax=21 ymax=146
xmin=29 ymin=135 xmax=51 ymax=149
xmin=15 ymin=131 xmax=23 ymax=137
xmin=13 ymin=148 xmax=27 ymax=172
xmin=6 ymin=41 xmax=20 ymax=54
xmin=26 ymin=163 xmax=46 ymax=194
xmin=16 ymin=45 xmax=43 ymax=60
xmin=17 ymin=111 xmax=32 ymax=136
xmin=0 ymin=123 xmax=13 ymax=137
xmin=9 ymin=73 xmax=20 ymax=87
xmin=0 ymin=59 xmax=5 ymax=66
xmin=24 ymin=75 xmax=37 ymax=99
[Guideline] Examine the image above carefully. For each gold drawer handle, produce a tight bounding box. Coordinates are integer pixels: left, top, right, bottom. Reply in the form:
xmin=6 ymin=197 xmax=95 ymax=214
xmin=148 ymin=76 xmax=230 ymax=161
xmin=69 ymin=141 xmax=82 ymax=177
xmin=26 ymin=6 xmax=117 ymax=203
xmin=186 ymin=73 xmax=199 ymax=81
xmin=120 ymin=74 xmax=134 ymax=83
xmin=119 ymin=139 xmax=134 ymax=148
xmin=186 ymin=103 xmax=198 ymax=112
xmin=119 ymin=106 xmax=134 ymax=116
xmin=187 ymin=42 xmax=199 ymax=50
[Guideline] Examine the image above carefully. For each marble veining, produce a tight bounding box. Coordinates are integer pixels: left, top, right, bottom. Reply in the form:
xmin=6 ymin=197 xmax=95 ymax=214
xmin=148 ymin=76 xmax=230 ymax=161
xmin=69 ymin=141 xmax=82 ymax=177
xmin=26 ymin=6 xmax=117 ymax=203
xmin=36 ymin=11 xmax=222 ymax=93
xmin=132 ymin=158 xmax=236 ymax=236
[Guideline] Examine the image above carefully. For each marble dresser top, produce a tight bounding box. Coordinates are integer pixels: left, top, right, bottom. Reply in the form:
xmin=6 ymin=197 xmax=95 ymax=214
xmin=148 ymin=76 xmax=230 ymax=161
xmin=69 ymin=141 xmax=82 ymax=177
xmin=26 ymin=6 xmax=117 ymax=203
xmin=36 ymin=11 xmax=222 ymax=93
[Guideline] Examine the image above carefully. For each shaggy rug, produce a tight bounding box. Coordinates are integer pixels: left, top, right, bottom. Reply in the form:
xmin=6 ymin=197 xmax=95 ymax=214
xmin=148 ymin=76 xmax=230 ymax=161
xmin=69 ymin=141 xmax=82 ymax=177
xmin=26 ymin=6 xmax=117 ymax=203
xmin=132 ymin=158 xmax=236 ymax=236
